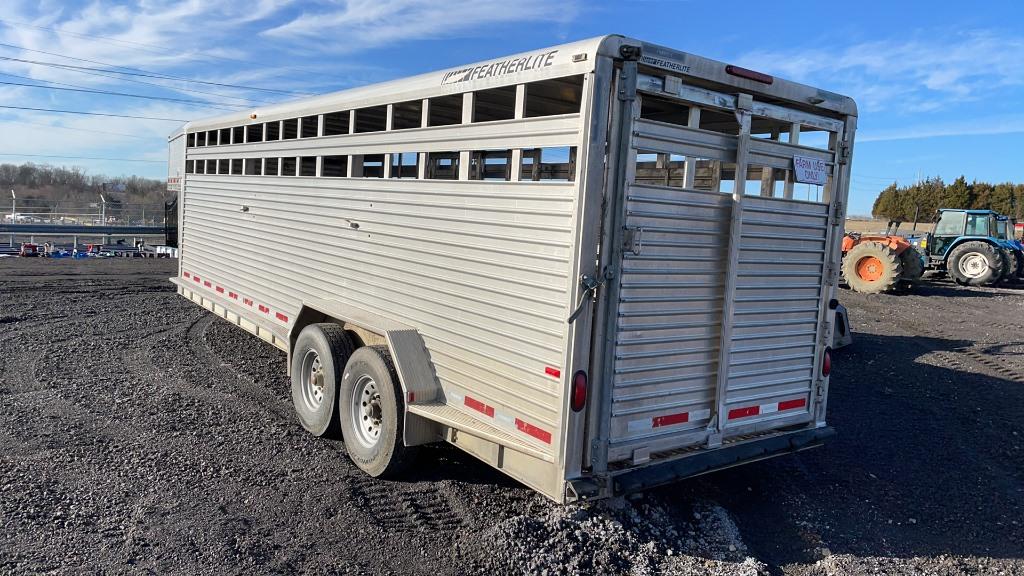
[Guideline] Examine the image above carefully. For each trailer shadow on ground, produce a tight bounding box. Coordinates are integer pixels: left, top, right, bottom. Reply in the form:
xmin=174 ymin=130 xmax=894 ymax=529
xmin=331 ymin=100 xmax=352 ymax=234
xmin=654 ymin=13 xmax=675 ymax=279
xmin=657 ymin=330 xmax=1024 ymax=569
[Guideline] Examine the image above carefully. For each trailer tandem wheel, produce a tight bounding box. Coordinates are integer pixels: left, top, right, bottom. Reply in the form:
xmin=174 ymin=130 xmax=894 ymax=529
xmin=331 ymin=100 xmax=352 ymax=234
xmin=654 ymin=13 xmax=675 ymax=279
xmin=339 ymin=346 xmax=416 ymax=478
xmin=290 ymin=323 xmax=356 ymax=437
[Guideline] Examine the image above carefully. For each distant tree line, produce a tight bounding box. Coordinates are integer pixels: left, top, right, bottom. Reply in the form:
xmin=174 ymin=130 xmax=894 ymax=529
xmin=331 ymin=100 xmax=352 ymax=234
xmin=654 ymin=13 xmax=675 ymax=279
xmin=0 ymin=162 xmax=170 ymax=211
xmin=872 ymin=176 xmax=1024 ymax=222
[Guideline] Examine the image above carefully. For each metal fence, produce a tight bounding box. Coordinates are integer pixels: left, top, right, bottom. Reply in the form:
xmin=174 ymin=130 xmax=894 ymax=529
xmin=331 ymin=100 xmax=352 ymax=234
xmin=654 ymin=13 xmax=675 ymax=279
xmin=3 ymin=198 xmax=167 ymax=227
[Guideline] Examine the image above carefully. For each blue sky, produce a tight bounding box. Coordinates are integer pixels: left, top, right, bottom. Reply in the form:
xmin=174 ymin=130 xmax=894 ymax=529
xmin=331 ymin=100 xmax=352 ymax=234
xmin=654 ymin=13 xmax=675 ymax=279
xmin=0 ymin=0 xmax=1022 ymax=215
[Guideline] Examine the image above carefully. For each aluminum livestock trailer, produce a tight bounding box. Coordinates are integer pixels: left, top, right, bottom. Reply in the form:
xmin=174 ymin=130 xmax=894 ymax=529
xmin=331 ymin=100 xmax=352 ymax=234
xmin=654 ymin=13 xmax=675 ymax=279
xmin=168 ymin=35 xmax=857 ymax=503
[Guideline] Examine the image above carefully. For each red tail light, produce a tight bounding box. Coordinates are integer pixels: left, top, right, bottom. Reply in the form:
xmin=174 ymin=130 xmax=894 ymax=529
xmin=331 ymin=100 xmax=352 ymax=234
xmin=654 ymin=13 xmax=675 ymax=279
xmin=822 ymin=347 xmax=832 ymax=377
xmin=571 ymin=370 xmax=588 ymax=412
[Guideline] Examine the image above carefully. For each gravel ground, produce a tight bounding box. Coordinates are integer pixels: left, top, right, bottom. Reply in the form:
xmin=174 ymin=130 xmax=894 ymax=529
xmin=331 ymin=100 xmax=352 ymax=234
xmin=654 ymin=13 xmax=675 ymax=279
xmin=1 ymin=258 xmax=1022 ymax=575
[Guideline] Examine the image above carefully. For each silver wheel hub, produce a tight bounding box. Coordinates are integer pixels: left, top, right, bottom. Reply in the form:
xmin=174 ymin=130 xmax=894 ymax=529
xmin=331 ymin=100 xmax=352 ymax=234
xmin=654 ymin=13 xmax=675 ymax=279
xmin=300 ymin=350 xmax=326 ymax=410
xmin=958 ymin=252 xmax=988 ymax=279
xmin=351 ymin=375 xmax=383 ymax=448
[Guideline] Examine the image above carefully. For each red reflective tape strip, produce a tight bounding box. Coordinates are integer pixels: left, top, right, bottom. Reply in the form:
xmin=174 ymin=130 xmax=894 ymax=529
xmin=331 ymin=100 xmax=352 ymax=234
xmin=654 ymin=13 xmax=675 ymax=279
xmin=203 ymin=281 xmax=211 ymax=288
xmin=464 ymin=396 xmax=495 ymax=418
xmin=229 ymin=292 xmax=238 ymax=299
xmin=545 ymin=367 xmax=561 ymax=378
xmin=652 ymin=412 xmax=689 ymax=428
xmin=193 ymin=276 xmax=201 ymax=283
xmin=243 ymin=298 xmax=253 ymax=306
xmin=183 ymin=272 xmax=191 ymax=279
xmin=215 ymin=286 xmax=224 ymax=293
xmin=778 ymin=398 xmax=807 ymax=411
xmin=728 ymin=406 xmax=760 ymax=420
xmin=515 ymin=418 xmax=552 ymax=444
xmin=275 ymin=312 xmax=288 ymax=322
xmin=258 ymin=304 xmax=269 ymax=314
xmin=408 ymin=391 xmax=415 ymax=402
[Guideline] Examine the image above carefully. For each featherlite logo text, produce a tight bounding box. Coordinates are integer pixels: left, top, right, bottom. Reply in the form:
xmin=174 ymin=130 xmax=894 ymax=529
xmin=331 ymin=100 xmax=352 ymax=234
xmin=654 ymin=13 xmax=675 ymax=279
xmin=440 ymin=50 xmax=559 ymax=85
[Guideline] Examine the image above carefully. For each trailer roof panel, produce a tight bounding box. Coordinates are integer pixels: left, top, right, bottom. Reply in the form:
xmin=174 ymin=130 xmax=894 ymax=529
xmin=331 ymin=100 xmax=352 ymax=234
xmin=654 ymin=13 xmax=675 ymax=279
xmin=179 ymin=35 xmax=855 ymax=133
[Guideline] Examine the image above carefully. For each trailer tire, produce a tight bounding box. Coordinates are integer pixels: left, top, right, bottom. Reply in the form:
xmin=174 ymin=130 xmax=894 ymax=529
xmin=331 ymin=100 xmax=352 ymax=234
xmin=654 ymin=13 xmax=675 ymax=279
xmin=339 ymin=345 xmax=415 ymax=478
xmin=947 ymin=241 xmax=1004 ymax=286
xmin=291 ymin=323 xmax=356 ymax=437
xmin=842 ymin=242 xmax=902 ymax=293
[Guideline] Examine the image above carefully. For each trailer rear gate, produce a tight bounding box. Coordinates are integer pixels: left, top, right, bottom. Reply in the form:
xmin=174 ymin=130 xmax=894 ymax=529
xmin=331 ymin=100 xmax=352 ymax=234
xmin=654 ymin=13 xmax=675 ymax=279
xmin=603 ymin=71 xmax=845 ymax=464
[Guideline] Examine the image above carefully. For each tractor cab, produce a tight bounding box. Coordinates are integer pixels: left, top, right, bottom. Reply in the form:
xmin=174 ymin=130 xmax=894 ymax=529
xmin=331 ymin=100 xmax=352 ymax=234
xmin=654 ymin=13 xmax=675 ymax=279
xmin=996 ymin=216 xmax=1020 ymax=244
xmin=910 ymin=209 xmax=1008 ymax=286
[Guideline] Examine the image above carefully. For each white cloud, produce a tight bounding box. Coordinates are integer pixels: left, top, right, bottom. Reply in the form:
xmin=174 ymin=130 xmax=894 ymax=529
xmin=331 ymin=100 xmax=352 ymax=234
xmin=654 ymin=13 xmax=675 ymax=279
xmin=735 ymin=31 xmax=1024 ymax=114
xmin=262 ymin=0 xmax=580 ymax=50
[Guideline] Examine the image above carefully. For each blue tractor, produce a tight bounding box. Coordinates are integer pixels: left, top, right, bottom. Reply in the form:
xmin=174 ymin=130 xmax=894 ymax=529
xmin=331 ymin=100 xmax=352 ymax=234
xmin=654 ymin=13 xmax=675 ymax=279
xmin=996 ymin=215 xmax=1023 ymax=282
xmin=908 ymin=209 xmax=1010 ymax=286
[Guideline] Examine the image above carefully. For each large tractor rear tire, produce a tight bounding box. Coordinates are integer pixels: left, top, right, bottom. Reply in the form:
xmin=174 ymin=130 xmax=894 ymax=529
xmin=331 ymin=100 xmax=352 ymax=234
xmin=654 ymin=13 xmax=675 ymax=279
xmin=1010 ymin=250 xmax=1024 ymax=282
xmin=947 ymin=241 xmax=1005 ymax=286
xmin=842 ymin=242 xmax=903 ymax=293
xmin=1000 ymin=249 xmax=1020 ymax=283
xmin=899 ymin=249 xmax=925 ymax=283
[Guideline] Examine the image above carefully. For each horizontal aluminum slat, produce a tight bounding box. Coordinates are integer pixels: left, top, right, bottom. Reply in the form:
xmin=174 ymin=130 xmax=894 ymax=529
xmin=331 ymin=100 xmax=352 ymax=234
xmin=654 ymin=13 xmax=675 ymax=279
xmin=632 ymin=118 xmax=737 ymax=162
xmin=731 ymin=326 xmax=817 ymax=336
xmin=747 ymin=137 xmax=835 ymax=170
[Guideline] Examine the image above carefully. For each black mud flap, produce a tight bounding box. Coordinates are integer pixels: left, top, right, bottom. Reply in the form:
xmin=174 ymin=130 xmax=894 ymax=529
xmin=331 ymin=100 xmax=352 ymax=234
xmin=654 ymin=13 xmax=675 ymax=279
xmin=612 ymin=427 xmax=835 ymax=495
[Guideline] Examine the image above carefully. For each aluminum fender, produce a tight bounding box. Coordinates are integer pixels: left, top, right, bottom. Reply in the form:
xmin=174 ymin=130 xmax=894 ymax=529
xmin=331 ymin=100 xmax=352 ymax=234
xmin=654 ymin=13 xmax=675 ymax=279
xmin=832 ymin=303 xmax=853 ymax=349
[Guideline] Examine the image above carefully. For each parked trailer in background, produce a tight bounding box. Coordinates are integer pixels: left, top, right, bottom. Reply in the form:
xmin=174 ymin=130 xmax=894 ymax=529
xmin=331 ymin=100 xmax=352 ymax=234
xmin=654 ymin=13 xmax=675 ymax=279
xmin=168 ymin=35 xmax=857 ymax=502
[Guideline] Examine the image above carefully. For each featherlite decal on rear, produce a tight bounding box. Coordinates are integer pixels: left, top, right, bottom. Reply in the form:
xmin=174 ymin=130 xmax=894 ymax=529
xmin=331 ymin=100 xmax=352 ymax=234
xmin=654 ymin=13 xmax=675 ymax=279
xmin=440 ymin=50 xmax=558 ymax=85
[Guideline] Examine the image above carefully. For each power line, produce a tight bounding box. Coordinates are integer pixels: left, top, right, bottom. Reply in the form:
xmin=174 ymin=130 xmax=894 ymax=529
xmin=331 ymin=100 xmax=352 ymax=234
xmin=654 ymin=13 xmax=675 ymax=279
xmin=0 ymin=18 xmax=351 ymax=85
xmin=0 ymin=80 xmax=246 ymax=111
xmin=0 ymin=18 xmax=175 ymax=54
xmin=0 ymin=105 xmax=185 ymax=121
xmin=0 ymin=57 xmax=278 ymax=106
xmin=0 ymin=70 xmax=108 ymax=92
xmin=0 ymin=41 xmax=160 ymax=77
xmin=4 ymin=119 xmax=152 ymax=140
xmin=0 ymin=153 xmax=164 ymax=163
xmin=0 ymin=54 xmax=310 ymax=96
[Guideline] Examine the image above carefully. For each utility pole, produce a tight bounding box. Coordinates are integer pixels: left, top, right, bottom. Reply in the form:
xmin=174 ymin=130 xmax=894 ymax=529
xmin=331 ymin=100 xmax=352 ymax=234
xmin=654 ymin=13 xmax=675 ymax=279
xmin=99 ymin=193 xmax=106 ymax=224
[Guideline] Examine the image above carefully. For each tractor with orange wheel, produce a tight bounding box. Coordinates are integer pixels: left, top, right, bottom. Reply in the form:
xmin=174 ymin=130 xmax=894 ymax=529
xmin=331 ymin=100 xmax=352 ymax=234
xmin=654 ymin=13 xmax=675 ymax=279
xmin=841 ymin=233 xmax=925 ymax=293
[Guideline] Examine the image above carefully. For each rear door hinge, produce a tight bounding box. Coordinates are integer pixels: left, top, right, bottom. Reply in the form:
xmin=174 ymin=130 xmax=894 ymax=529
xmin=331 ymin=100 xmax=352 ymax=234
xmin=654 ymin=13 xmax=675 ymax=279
xmin=623 ymin=227 xmax=643 ymax=255
xmin=824 ymin=261 xmax=838 ymax=284
xmin=838 ymin=141 xmax=851 ymax=165
xmin=831 ymin=201 xmax=844 ymax=226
